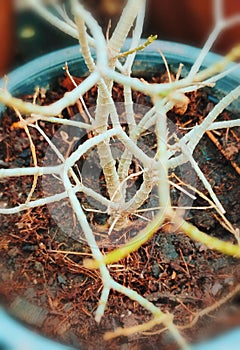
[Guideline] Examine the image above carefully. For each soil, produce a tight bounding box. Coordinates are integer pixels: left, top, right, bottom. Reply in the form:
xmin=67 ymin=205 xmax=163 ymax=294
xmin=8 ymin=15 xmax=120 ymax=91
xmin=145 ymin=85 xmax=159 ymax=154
xmin=0 ymin=72 xmax=240 ymax=350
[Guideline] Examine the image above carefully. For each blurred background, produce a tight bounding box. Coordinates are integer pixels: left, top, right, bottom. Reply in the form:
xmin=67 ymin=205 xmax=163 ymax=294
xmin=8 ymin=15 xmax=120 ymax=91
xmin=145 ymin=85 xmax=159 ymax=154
xmin=0 ymin=0 xmax=240 ymax=76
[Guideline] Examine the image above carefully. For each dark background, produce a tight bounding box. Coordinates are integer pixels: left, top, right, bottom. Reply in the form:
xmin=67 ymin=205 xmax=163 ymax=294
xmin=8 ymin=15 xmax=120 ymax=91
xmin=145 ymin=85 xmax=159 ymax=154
xmin=1 ymin=0 xmax=240 ymax=75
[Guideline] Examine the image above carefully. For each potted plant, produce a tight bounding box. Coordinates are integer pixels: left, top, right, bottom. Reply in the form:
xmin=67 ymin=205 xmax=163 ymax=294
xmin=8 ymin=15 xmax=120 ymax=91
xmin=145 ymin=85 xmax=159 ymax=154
xmin=0 ymin=1 xmax=240 ymax=349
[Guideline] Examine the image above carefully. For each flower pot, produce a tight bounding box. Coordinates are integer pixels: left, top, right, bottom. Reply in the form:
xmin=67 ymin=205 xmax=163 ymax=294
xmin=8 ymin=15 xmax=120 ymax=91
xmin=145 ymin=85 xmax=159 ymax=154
xmin=0 ymin=40 xmax=240 ymax=350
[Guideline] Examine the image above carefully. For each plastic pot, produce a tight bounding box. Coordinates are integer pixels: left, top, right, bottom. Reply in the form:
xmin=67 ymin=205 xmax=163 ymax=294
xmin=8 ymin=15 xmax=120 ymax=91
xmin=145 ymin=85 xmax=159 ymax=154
xmin=0 ymin=40 xmax=240 ymax=350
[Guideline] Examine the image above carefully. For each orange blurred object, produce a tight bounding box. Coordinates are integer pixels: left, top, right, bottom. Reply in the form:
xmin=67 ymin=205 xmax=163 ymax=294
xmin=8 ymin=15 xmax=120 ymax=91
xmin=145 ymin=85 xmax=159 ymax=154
xmin=146 ymin=0 xmax=240 ymax=53
xmin=101 ymin=0 xmax=126 ymax=16
xmin=0 ymin=0 xmax=14 ymax=76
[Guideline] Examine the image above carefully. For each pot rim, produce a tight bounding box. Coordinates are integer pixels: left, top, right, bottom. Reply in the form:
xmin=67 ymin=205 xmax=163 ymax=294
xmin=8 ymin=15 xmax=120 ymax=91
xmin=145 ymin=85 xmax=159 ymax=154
xmin=1 ymin=39 xmax=240 ymax=93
